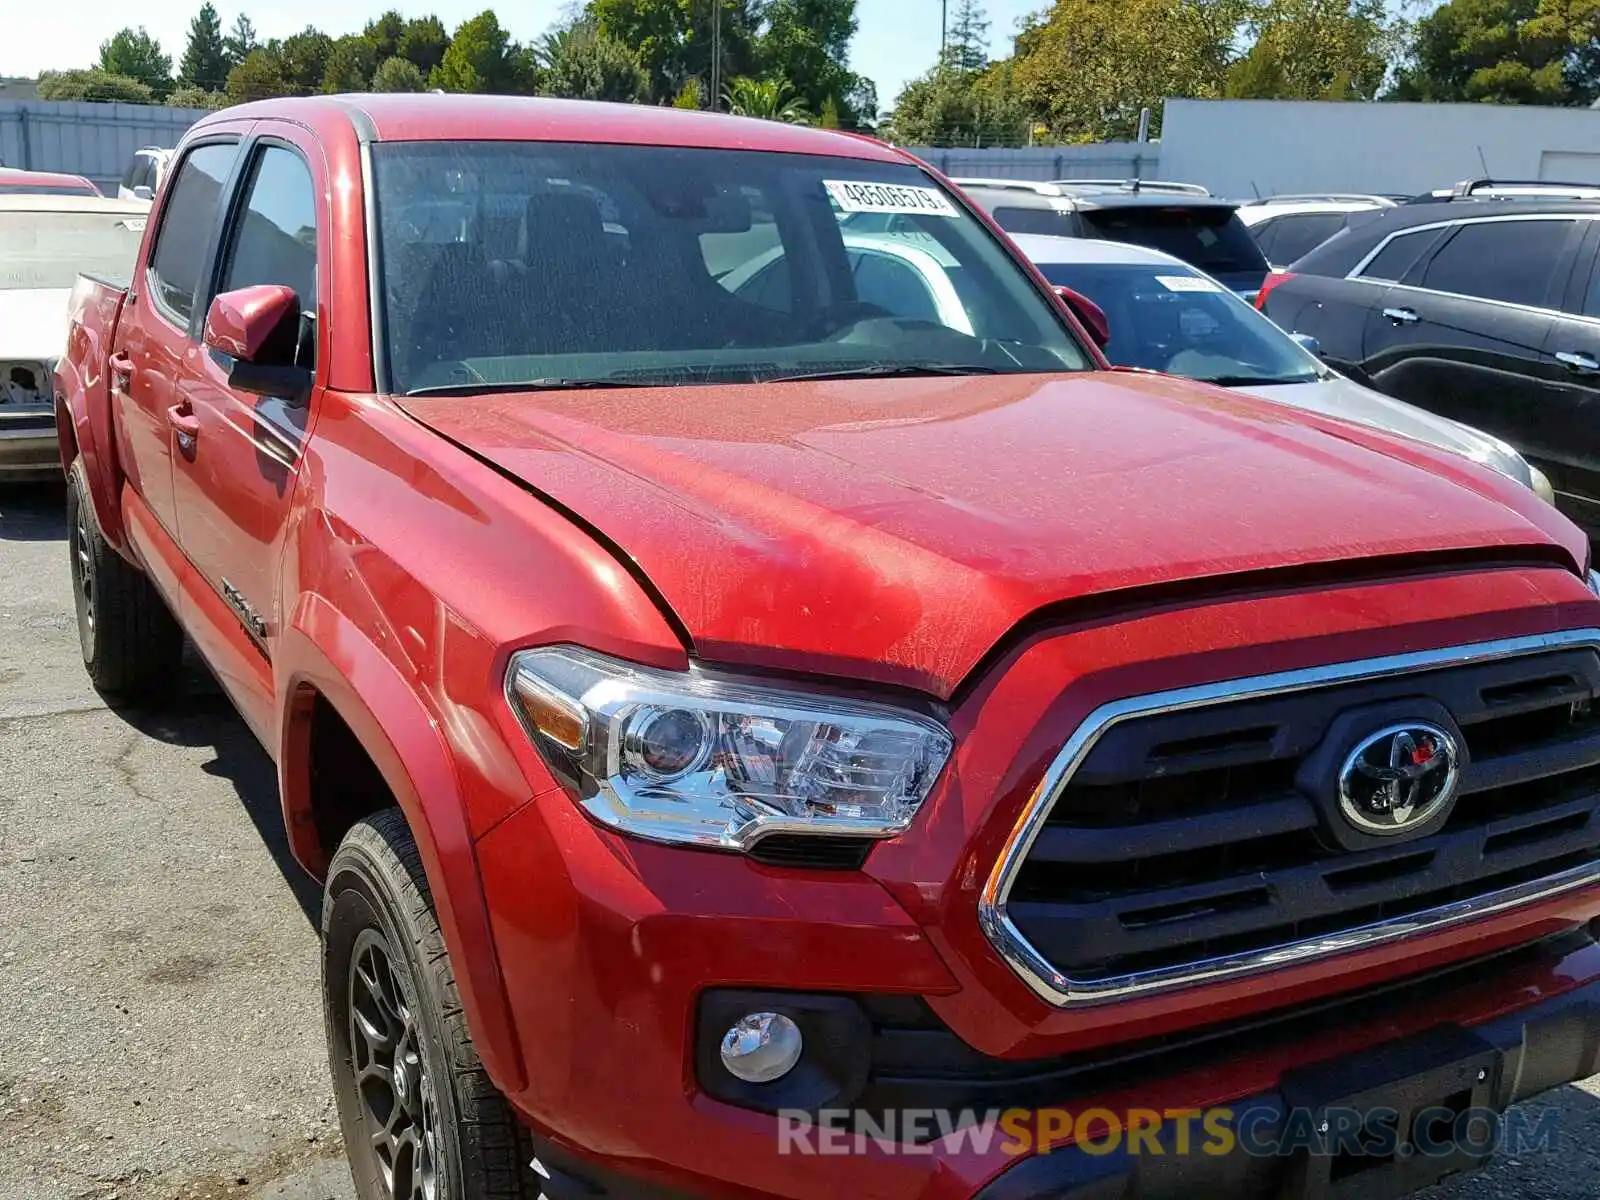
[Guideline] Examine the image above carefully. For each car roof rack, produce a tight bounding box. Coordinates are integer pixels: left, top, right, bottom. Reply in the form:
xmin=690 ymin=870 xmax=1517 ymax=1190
xmin=1246 ymin=193 xmax=1395 ymax=206
xmin=1051 ymin=178 xmax=1212 ymax=196
xmin=1408 ymin=178 xmax=1600 ymax=203
xmin=949 ymin=178 xmax=1073 ymax=197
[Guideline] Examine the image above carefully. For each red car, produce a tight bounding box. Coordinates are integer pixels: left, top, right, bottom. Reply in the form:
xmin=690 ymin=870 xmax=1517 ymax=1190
xmin=0 ymin=167 xmax=101 ymax=197
xmin=55 ymin=95 xmax=1600 ymax=1200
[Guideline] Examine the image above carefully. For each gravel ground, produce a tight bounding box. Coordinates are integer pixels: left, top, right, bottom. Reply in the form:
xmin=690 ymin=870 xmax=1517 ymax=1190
xmin=2 ymin=480 xmax=1599 ymax=1200
xmin=0 ymin=482 xmax=353 ymax=1200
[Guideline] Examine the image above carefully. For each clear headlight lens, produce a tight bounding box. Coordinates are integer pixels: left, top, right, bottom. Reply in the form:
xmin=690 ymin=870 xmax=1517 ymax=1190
xmin=1530 ymin=466 xmax=1555 ymax=504
xmin=1587 ymin=569 xmax=1600 ymax=600
xmin=507 ymin=647 xmax=954 ymax=850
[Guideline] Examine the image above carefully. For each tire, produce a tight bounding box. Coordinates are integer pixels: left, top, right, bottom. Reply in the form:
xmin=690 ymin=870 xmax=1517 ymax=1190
xmin=66 ymin=458 xmax=183 ymax=699
xmin=323 ymin=810 xmax=538 ymax=1200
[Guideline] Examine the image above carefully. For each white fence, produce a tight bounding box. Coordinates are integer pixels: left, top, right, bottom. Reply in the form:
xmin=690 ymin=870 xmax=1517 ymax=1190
xmin=0 ymin=99 xmax=206 ymax=193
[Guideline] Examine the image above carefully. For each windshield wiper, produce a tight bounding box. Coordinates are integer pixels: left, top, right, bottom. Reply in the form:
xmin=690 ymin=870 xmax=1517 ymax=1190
xmin=765 ymin=363 xmax=1001 ymax=384
xmin=406 ymin=378 xmax=642 ymax=397
xmin=1200 ymin=374 xmax=1314 ymax=388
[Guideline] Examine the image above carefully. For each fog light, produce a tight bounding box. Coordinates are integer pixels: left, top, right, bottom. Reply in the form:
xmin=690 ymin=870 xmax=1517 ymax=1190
xmin=718 ymin=1012 xmax=802 ymax=1083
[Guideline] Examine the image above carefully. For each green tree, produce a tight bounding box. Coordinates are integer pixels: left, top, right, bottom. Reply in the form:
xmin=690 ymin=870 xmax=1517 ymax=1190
xmin=818 ymin=94 xmax=842 ymax=126
xmin=672 ymin=76 xmax=704 ymax=107
xmin=224 ymin=14 xmax=259 ymax=69
xmin=540 ymin=18 xmax=652 ymax=102
xmin=364 ymin=10 xmax=407 ymax=63
xmin=723 ymin=75 xmax=811 ymax=121
xmin=1388 ymin=0 xmax=1597 ymax=103
xmin=179 ymin=4 xmax=231 ymax=92
xmin=99 ymin=27 xmax=173 ymax=99
xmin=431 ymin=10 xmax=534 ymax=92
xmin=37 ymin=69 xmax=155 ymax=103
xmin=398 ymin=16 xmax=451 ymax=76
xmin=372 ymin=55 xmax=427 ymax=91
xmin=756 ymin=0 xmax=874 ymax=126
xmin=226 ymin=47 xmax=292 ymax=102
xmin=592 ymin=0 xmax=761 ymax=104
xmin=886 ymin=59 xmax=1028 ymax=145
xmin=1010 ymin=0 xmax=1244 ymax=141
xmin=278 ymin=27 xmax=334 ymax=94
xmin=944 ymin=0 xmax=991 ymax=70
xmin=168 ymin=84 xmax=230 ymax=108
xmin=1227 ymin=0 xmax=1396 ymax=99
xmin=323 ymin=35 xmax=376 ymax=92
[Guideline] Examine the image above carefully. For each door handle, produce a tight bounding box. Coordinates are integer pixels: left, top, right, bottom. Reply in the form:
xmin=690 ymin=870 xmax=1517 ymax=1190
xmin=1555 ymin=351 xmax=1600 ymax=375
xmin=1382 ymin=307 xmax=1419 ymax=326
xmin=109 ymin=351 xmax=133 ymax=392
xmin=167 ymin=400 xmax=200 ymax=453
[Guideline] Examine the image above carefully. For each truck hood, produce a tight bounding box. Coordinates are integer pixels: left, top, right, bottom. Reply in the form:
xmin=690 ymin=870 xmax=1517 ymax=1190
xmin=397 ymin=371 xmax=1583 ymax=698
xmin=0 ymin=288 xmax=71 ymax=360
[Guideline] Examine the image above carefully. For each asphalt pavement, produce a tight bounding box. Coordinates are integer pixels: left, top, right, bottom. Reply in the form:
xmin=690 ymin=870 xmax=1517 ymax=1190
xmin=2 ymin=480 xmax=1599 ymax=1199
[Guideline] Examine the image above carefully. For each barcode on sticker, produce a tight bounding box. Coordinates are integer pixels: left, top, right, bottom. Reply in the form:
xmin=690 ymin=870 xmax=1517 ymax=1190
xmin=824 ymin=180 xmax=959 ymax=218
xmin=1155 ymin=274 xmax=1221 ymax=293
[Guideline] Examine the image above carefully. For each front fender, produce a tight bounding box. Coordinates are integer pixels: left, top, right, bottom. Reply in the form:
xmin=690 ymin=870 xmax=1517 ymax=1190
xmin=276 ymin=591 xmax=527 ymax=1093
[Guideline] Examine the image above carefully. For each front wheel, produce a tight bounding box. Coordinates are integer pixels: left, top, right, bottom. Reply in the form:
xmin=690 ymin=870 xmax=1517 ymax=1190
xmin=323 ymin=811 xmax=538 ymax=1200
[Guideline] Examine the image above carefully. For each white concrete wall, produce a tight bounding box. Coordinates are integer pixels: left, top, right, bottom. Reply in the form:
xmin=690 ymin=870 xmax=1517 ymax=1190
xmin=1159 ymin=99 xmax=1600 ymax=199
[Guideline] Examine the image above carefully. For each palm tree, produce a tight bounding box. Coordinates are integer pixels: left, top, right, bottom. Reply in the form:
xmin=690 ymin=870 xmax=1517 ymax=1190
xmin=722 ymin=76 xmax=810 ymax=124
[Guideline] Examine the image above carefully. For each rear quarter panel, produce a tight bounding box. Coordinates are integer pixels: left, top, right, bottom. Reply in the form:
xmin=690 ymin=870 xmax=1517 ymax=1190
xmin=56 ymin=275 xmax=130 ymax=551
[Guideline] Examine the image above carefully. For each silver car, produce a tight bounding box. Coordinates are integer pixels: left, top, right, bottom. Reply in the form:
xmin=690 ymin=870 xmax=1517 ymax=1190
xmin=1010 ymin=234 xmax=1555 ymax=502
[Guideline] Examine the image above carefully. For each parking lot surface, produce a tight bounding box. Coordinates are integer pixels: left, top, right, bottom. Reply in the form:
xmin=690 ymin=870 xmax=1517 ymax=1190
xmin=2 ymin=481 xmax=1600 ymax=1200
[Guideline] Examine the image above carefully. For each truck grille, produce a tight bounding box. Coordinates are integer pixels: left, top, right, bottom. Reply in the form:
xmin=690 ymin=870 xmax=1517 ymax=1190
xmin=986 ymin=633 xmax=1600 ymax=1005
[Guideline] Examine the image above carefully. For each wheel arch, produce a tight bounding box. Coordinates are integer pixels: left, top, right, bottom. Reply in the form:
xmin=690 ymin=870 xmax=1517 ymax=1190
xmin=276 ymin=592 xmax=528 ymax=1093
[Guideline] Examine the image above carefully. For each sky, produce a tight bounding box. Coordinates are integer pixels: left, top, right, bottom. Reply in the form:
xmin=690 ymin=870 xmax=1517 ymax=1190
xmin=0 ymin=0 xmax=1043 ymax=112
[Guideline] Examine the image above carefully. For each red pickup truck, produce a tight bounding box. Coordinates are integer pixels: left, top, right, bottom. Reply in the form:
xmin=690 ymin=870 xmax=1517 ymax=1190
xmin=54 ymin=95 xmax=1600 ymax=1200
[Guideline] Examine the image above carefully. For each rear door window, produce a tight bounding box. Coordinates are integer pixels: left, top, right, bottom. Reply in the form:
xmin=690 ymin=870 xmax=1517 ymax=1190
xmin=1079 ymin=206 xmax=1268 ymax=275
xmin=1263 ymin=212 xmax=1349 ymax=264
xmin=1356 ymin=229 xmax=1435 ymax=283
xmin=145 ymin=142 xmax=237 ymax=326
xmin=1419 ymin=219 xmax=1575 ymax=308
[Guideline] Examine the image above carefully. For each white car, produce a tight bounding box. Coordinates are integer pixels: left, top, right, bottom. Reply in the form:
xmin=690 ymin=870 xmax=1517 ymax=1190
xmin=721 ymin=228 xmax=975 ymax=334
xmin=0 ymin=195 xmax=149 ymax=481
xmin=1235 ymin=194 xmax=1393 ymax=269
xmin=1011 ymin=234 xmax=1556 ymax=502
xmin=117 ymin=146 xmax=174 ymax=202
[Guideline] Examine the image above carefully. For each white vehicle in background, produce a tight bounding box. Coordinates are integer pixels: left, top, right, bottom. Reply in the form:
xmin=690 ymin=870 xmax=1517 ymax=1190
xmin=116 ymin=146 xmax=174 ymax=202
xmin=0 ymin=195 xmax=149 ymax=481
xmin=1235 ymin=193 xmax=1394 ymax=268
xmin=1010 ymin=233 xmax=1556 ymax=503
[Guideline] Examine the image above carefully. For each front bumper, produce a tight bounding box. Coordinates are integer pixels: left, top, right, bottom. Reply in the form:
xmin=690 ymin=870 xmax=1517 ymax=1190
xmin=0 ymin=411 xmax=61 ymax=481
xmin=514 ymin=930 xmax=1600 ymax=1200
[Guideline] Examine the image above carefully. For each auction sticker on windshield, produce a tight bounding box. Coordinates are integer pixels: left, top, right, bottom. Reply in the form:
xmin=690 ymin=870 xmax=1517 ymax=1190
xmin=825 ymin=181 xmax=958 ymax=217
xmin=1155 ymin=274 xmax=1222 ymax=293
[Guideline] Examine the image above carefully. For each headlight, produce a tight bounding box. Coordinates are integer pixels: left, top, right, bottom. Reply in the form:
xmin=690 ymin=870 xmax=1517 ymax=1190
xmin=1588 ymin=570 xmax=1600 ymax=600
xmin=507 ymin=647 xmax=954 ymax=850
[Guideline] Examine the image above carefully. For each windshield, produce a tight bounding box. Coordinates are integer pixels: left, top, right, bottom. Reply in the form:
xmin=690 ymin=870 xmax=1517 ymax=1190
xmin=0 ymin=211 xmax=146 ymax=289
xmin=371 ymin=142 xmax=1090 ymax=394
xmin=1035 ymin=260 xmax=1321 ymax=386
xmin=1079 ymin=207 xmax=1267 ymax=278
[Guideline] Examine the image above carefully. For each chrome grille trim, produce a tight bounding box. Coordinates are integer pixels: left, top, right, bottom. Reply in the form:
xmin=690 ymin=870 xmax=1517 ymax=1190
xmin=978 ymin=628 xmax=1600 ymax=1007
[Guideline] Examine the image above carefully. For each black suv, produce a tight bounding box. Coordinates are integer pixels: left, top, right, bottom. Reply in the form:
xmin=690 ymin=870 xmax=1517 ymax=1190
xmin=1258 ymin=181 xmax=1600 ymax=534
xmin=940 ymin=178 xmax=1271 ymax=300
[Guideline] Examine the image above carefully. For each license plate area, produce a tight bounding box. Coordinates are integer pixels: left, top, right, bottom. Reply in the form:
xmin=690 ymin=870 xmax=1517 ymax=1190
xmin=1277 ymin=1025 xmax=1501 ymax=1200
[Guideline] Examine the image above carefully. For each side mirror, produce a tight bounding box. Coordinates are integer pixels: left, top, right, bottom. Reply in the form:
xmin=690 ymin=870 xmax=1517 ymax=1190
xmin=204 ymin=284 xmax=311 ymax=398
xmin=1290 ymin=331 xmax=1322 ymax=358
xmin=1054 ymin=284 xmax=1110 ymax=350
xmin=132 ymin=185 xmax=153 ymax=201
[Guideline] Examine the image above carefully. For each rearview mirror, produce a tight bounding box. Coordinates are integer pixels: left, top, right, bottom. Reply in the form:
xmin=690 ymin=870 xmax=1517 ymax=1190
xmin=1054 ymin=285 xmax=1110 ymax=350
xmin=204 ymin=284 xmax=311 ymax=398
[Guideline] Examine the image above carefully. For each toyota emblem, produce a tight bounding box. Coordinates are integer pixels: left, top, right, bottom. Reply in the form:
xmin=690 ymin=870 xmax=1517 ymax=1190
xmin=1337 ymin=722 xmax=1460 ymax=836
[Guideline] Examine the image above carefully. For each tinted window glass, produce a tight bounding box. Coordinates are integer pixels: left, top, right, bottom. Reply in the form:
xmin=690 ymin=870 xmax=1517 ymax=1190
xmin=1357 ymin=229 xmax=1432 ymax=282
xmin=220 ymin=147 xmax=317 ymax=309
xmin=146 ymin=143 xmax=234 ymax=323
xmin=1266 ymin=212 xmax=1349 ymax=265
xmin=121 ymin=156 xmax=139 ymax=190
xmin=1249 ymin=218 xmax=1281 ymax=259
xmin=1080 ymin=207 xmax=1267 ymax=276
xmin=1585 ymin=258 xmax=1600 ymax=318
xmin=1037 ymin=260 xmax=1318 ymax=384
xmin=372 ymin=141 xmax=1090 ymax=394
xmin=1420 ymin=220 xmax=1573 ymax=307
xmin=991 ymin=206 xmax=1077 ymax=237
xmin=217 ymin=146 xmax=318 ymax=366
